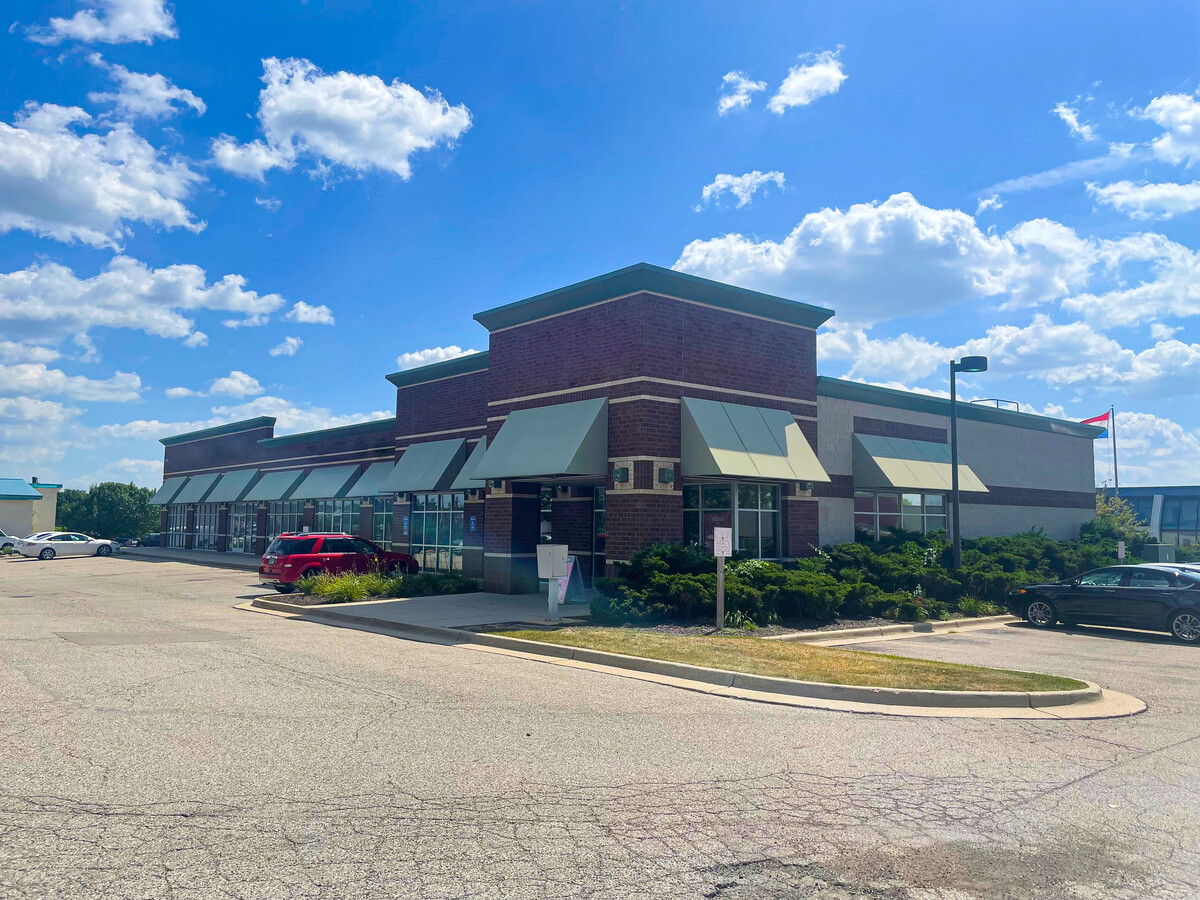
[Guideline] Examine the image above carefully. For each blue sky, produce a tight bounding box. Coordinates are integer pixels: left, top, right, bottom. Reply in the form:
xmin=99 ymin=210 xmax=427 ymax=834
xmin=1 ymin=0 xmax=1197 ymax=489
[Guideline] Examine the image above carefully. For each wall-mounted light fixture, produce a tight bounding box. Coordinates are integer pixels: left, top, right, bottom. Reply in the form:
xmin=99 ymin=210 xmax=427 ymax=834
xmin=658 ymin=467 xmax=675 ymax=483
xmin=612 ymin=466 xmax=630 ymax=484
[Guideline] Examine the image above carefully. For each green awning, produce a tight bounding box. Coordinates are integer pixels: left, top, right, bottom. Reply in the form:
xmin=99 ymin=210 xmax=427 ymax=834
xmin=852 ymin=434 xmax=988 ymax=492
xmin=242 ymin=470 xmax=306 ymax=502
xmin=681 ymin=397 xmax=829 ymax=482
xmin=449 ymin=437 xmax=488 ymax=490
xmin=289 ymin=465 xmax=361 ymax=501
xmin=474 ymin=398 xmax=608 ymax=481
xmin=382 ymin=439 xmax=467 ymax=493
xmin=149 ymin=476 xmax=188 ymax=505
xmin=173 ymin=473 xmax=221 ymax=504
xmin=205 ymin=469 xmax=261 ymax=503
xmin=345 ymin=461 xmax=396 ymax=497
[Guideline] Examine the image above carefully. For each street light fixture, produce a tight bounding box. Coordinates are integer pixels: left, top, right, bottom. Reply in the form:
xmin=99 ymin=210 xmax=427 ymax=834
xmin=950 ymin=355 xmax=988 ymax=569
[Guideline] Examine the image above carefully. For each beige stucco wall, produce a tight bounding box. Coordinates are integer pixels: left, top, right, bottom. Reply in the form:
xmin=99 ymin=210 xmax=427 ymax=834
xmin=32 ymin=486 xmax=59 ymax=532
xmin=0 ymin=499 xmax=34 ymax=538
xmin=816 ymin=395 xmax=1096 ymax=543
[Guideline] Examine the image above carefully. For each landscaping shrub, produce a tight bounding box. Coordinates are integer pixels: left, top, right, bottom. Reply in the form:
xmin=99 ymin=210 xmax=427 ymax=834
xmin=297 ymin=570 xmax=480 ymax=603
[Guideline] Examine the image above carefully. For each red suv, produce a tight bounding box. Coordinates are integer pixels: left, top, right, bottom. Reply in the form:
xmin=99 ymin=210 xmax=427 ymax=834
xmin=259 ymin=533 xmax=419 ymax=593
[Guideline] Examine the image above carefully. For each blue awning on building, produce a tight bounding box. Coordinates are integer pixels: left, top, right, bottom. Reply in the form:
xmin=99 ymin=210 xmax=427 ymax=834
xmin=449 ymin=437 xmax=488 ymax=491
xmin=473 ymin=399 xmax=608 ymax=481
xmin=344 ymin=461 xmax=396 ymax=497
xmin=288 ymin=465 xmax=361 ymax=501
xmin=204 ymin=469 xmax=261 ymax=503
xmin=242 ymin=470 xmax=306 ymax=502
xmin=173 ymin=473 xmax=221 ymax=504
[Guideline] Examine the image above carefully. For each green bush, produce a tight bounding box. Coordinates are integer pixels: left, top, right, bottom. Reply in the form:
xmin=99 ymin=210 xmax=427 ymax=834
xmin=297 ymin=570 xmax=480 ymax=603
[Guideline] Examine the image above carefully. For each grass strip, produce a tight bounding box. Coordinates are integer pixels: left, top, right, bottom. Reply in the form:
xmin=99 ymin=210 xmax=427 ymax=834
xmin=494 ymin=627 xmax=1084 ymax=693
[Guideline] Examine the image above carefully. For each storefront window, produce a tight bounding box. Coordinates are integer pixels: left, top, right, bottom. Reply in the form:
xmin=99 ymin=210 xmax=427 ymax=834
xmin=410 ymin=492 xmax=464 ymax=571
xmin=166 ymin=504 xmax=186 ymax=548
xmin=593 ymin=487 xmax=606 ymax=555
xmin=540 ymin=486 xmax=555 ymax=543
xmin=194 ymin=503 xmax=218 ymax=550
xmin=268 ymin=500 xmax=304 ymax=540
xmin=372 ymin=497 xmax=393 ymax=549
xmin=1160 ymin=495 xmax=1200 ymax=546
xmin=855 ymin=491 xmax=947 ymax=542
xmin=684 ymin=482 xmax=778 ymax=559
xmin=316 ymin=499 xmax=359 ymax=536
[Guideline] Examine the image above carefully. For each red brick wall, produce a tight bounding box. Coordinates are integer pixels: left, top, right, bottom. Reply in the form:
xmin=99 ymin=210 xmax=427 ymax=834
xmin=550 ymin=489 xmax=594 ymax=582
xmin=604 ymin=492 xmax=683 ymax=563
xmin=784 ymin=496 xmax=820 ymax=558
xmin=395 ymin=370 xmax=488 ymax=442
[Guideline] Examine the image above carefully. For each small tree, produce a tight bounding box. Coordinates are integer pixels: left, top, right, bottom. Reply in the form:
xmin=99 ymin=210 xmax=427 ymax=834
xmin=1081 ymin=493 xmax=1143 ymax=549
xmin=55 ymin=487 xmax=92 ymax=534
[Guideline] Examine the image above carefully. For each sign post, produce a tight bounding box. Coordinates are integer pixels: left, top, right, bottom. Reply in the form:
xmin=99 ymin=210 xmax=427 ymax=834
xmin=713 ymin=527 xmax=732 ymax=630
xmin=1117 ymin=540 xmax=1126 ymax=560
xmin=536 ymin=544 xmax=570 ymax=622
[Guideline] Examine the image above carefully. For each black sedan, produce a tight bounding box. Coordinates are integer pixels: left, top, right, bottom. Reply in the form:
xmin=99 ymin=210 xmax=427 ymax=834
xmin=1012 ymin=565 xmax=1200 ymax=644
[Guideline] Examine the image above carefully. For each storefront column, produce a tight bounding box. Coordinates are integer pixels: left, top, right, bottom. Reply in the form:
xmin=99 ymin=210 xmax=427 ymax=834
xmin=184 ymin=506 xmax=196 ymax=550
xmin=217 ymin=504 xmax=230 ymax=553
xmin=550 ymin=486 xmax=595 ymax=585
xmin=483 ymin=481 xmax=540 ymax=593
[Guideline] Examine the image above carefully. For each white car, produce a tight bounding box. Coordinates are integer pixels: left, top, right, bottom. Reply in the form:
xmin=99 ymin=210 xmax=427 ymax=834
xmin=16 ymin=532 xmax=118 ymax=560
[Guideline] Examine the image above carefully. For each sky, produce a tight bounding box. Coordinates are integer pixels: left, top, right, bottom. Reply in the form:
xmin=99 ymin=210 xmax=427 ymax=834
xmin=1 ymin=0 xmax=1197 ymax=490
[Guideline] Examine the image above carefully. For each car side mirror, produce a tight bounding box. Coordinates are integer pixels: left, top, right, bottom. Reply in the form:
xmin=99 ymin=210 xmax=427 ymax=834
xmin=1070 ymin=580 xmax=1081 ymax=588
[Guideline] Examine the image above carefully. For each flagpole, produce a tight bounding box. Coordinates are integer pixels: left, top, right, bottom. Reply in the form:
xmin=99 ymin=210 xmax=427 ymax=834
xmin=1111 ymin=405 xmax=1119 ymax=497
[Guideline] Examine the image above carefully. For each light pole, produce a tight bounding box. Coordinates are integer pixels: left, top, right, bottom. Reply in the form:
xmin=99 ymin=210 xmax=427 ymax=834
xmin=950 ymin=355 xmax=988 ymax=569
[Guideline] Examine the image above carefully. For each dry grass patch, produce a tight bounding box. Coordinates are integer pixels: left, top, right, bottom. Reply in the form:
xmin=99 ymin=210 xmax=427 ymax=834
xmin=495 ymin=627 xmax=1083 ymax=693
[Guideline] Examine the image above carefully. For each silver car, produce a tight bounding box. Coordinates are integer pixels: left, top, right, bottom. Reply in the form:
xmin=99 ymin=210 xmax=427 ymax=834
xmin=16 ymin=532 xmax=119 ymax=561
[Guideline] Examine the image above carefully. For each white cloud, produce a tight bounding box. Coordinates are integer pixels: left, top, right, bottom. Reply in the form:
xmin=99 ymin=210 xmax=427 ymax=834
xmin=0 ymin=363 xmax=142 ymax=402
xmin=1094 ymin=411 xmax=1200 ymax=485
xmin=209 ymin=371 xmax=263 ymax=398
xmin=69 ymin=457 xmax=163 ymax=489
xmin=1135 ymin=91 xmax=1200 ymax=166
xmin=96 ymin=398 xmax=392 ymax=442
xmin=28 ymin=0 xmax=177 ymax=45
xmin=0 ymin=256 xmax=285 ymax=349
xmin=269 ymin=336 xmax=303 ymax=357
xmin=0 ymin=102 xmax=204 ymax=247
xmin=675 ymin=191 xmax=1198 ymax=329
xmin=1150 ymin=323 xmax=1180 ymax=340
xmin=86 ymin=54 xmax=205 ymax=120
xmin=210 ymin=57 xmax=472 ymax=181
xmin=183 ymin=331 xmax=208 ymax=348
xmin=284 ymin=300 xmax=334 ymax=325
xmin=819 ymin=315 xmax=1200 ymax=398
xmin=1087 ymin=180 xmax=1200 ymax=219
xmin=395 ymin=345 xmax=480 ymax=370
xmin=166 ymin=370 xmax=265 ymax=399
xmin=0 ymin=342 xmax=60 ymax=364
xmin=698 ymin=171 xmax=785 ymax=209
xmin=717 ymin=71 xmax=766 ymax=115
xmin=766 ymin=48 xmax=846 ymax=114
xmin=985 ymin=142 xmax=1142 ymax=195
xmin=254 ymin=196 xmax=281 ymax=212
xmin=975 ymin=194 xmax=1003 ymax=215
xmin=1051 ymin=101 xmax=1097 ymax=141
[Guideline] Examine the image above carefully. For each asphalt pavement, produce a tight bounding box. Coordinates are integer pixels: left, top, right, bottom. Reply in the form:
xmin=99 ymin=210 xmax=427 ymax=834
xmin=1 ymin=554 xmax=1196 ymax=899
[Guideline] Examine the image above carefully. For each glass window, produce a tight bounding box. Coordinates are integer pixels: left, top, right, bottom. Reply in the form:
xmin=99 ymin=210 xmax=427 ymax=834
xmin=409 ymin=492 xmax=465 ymax=572
xmin=371 ymin=497 xmax=393 ymax=549
xmin=1129 ymin=570 xmax=1171 ymax=588
xmin=593 ymin=487 xmax=606 ymax=556
xmin=1079 ymin=569 xmax=1124 ymax=586
xmin=540 ymin=486 xmax=555 ymax=543
xmin=853 ymin=491 xmax=948 ymax=541
xmin=684 ymin=482 xmax=779 ymax=559
xmin=266 ymin=537 xmax=318 ymax=556
xmin=1162 ymin=498 xmax=1181 ymax=528
xmin=194 ymin=503 xmax=218 ymax=550
xmin=229 ymin=501 xmax=257 ymax=553
xmin=166 ymin=504 xmax=187 ymax=548
xmin=316 ymin=499 xmax=359 ymax=536
xmin=268 ymin=500 xmax=305 ymax=540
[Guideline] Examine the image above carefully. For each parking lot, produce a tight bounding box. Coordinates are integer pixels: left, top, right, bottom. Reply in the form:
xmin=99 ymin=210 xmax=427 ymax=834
xmin=1 ymin=554 xmax=1197 ymax=899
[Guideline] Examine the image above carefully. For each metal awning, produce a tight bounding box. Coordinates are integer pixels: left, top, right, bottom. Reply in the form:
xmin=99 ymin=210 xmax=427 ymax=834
xmin=852 ymin=434 xmax=988 ymax=492
xmin=382 ymin=439 xmax=467 ymax=494
xmin=172 ymin=473 xmax=221 ymax=504
xmin=449 ymin=437 xmax=487 ymax=490
xmin=149 ymin=476 xmax=188 ymax=505
xmin=242 ymin=470 xmax=306 ymax=502
xmin=681 ymin=397 xmax=829 ymax=482
xmin=289 ymin=465 xmax=361 ymax=501
xmin=205 ymin=469 xmax=260 ymax=503
xmin=473 ymin=398 xmax=608 ymax=481
xmin=344 ymin=461 xmax=396 ymax=497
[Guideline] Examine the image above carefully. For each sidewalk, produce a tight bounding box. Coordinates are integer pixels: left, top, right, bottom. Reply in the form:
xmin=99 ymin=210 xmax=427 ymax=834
xmin=120 ymin=546 xmax=261 ymax=571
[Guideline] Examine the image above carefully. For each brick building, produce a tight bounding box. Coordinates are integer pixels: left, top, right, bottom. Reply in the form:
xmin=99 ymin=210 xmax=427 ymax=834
xmin=148 ymin=263 xmax=1102 ymax=592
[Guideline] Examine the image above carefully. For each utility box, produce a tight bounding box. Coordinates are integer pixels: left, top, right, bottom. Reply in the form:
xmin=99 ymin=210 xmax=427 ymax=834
xmin=537 ymin=543 xmax=570 ymax=579
xmin=1140 ymin=543 xmax=1177 ymax=563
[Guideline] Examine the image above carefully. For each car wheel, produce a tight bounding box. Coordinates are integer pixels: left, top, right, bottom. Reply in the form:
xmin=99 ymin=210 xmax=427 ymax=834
xmin=274 ymin=584 xmax=297 ymax=594
xmin=1024 ymin=599 xmax=1057 ymax=628
xmin=1168 ymin=610 xmax=1200 ymax=644
xmin=1 ymin=543 xmax=12 ymax=553
xmin=97 ymin=544 xmax=113 ymax=557
xmin=38 ymin=548 xmax=55 ymax=561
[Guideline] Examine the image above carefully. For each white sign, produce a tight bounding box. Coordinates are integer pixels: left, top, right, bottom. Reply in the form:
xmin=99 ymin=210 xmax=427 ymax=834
xmin=713 ymin=527 xmax=733 ymax=558
xmin=1117 ymin=540 xmax=1126 ymax=560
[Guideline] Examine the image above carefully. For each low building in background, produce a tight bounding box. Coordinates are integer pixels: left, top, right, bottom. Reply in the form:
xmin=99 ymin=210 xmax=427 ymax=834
xmin=145 ymin=263 xmax=1103 ymax=592
xmin=1120 ymin=486 xmax=1200 ymax=547
xmin=0 ymin=477 xmax=61 ymax=537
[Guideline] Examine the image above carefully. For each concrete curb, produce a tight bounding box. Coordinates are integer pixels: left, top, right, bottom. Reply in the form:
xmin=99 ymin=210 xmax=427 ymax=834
xmin=249 ymin=597 xmax=1102 ymax=711
xmin=765 ymin=614 xmax=1019 ymax=643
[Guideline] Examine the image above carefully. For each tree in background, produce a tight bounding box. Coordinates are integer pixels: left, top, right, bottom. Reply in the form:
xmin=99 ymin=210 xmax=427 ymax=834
xmin=1081 ymin=493 xmax=1143 ymax=550
xmin=56 ymin=483 xmax=159 ymax=539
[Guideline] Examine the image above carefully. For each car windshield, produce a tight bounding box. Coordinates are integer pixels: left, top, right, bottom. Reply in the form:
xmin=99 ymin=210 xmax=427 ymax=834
xmin=266 ymin=537 xmax=319 ymax=556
